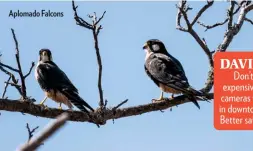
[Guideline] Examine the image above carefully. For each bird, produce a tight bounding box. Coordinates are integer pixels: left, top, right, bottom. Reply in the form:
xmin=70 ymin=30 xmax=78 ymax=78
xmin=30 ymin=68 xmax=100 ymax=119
xmin=143 ymin=39 xmax=207 ymax=109
xmin=35 ymin=48 xmax=94 ymax=113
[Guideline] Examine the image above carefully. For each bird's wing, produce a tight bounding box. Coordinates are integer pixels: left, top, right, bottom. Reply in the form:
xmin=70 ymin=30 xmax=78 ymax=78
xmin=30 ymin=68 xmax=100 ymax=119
xmin=36 ymin=61 xmax=78 ymax=92
xmin=145 ymin=53 xmax=191 ymax=94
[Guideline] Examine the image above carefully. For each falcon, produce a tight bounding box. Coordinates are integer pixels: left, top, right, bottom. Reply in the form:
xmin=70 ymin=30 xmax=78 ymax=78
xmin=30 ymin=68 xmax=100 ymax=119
xmin=35 ymin=49 xmax=94 ymax=113
xmin=143 ymin=39 xmax=207 ymax=109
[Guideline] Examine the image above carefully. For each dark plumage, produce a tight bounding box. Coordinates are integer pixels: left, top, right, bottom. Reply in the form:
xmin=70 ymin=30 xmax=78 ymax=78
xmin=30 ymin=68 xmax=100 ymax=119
xmin=35 ymin=49 xmax=94 ymax=113
xmin=143 ymin=39 xmax=207 ymax=109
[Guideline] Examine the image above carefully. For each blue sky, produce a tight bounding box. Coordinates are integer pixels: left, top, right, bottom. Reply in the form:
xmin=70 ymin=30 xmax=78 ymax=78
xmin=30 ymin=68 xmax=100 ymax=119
xmin=0 ymin=1 xmax=252 ymax=151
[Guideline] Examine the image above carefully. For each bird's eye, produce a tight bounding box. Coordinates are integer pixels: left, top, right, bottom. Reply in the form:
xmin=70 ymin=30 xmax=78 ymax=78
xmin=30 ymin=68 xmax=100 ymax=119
xmin=152 ymin=44 xmax=160 ymax=51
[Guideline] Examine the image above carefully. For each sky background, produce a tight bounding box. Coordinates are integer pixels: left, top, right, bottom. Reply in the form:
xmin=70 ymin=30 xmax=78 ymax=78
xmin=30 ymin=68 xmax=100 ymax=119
xmin=0 ymin=1 xmax=252 ymax=151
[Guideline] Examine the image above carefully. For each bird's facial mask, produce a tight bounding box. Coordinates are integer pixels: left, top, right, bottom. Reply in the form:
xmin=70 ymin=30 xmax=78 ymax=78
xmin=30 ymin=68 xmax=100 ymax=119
xmin=39 ymin=50 xmax=52 ymax=62
xmin=143 ymin=42 xmax=151 ymax=54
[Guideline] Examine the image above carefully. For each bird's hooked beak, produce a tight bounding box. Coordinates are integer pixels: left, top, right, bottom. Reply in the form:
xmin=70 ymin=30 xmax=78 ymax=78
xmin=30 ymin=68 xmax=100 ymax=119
xmin=143 ymin=43 xmax=148 ymax=50
xmin=143 ymin=42 xmax=151 ymax=54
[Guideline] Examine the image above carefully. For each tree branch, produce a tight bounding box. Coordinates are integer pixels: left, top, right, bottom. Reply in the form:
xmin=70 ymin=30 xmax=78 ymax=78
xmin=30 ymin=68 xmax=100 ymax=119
xmin=0 ymin=94 xmax=213 ymax=124
xmin=191 ymin=0 xmax=214 ymax=26
xmin=0 ymin=62 xmax=19 ymax=72
xmin=197 ymin=2 xmax=241 ymax=31
xmin=26 ymin=123 xmax=39 ymax=141
xmin=0 ymin=65 xmax=22 ymax=95
xmin=11 ymin=28 xmax=27 ymax=99
xmin=18 ymin=113 xmax=69 ymax=151
xmin=72 ymin=0 xmax=106 ymax=108
xmin=1 ymin=76 xmax=11 ymax=99
xmin=176 ymin=0 xmax=214 ymax=93
xmin=24 ymin=62 xmax=35 ymax=79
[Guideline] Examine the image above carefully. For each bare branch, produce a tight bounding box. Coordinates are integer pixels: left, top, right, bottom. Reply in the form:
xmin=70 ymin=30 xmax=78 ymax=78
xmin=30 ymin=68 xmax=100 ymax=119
xmin=72 ymin=0 xmax=106 ymax=108
xmin=198 ymin=20 xmax=228 ymax=31
xmin=218 ymin=3 xmax=252 ymax=51
xmin=71 ymin=0 xmax=93 ymax=30
xmin=5 ymin=81 xmax=21 ymax=87
xmin=191 ymin=0 xmax=214 ymax=26
xmin=0 ymin=94 xmax=213 ymax=124
xmin=198 ymin=2 xmax=241 ymax=31
xmin=19 ymin=113 xmax=69 ymax=151
xmin=11 ymin=28 xmax=27 ymax=99
xmin=26 ymin=123 xmax=39 ymax=141
xmin=228 ymin=0 xmax=236 ymax=29
xmin=1 ymin=76 xmax=11 ymax=98
xmin=112 ymin=99 xmax=128 ymax=111
xmin=24 ymin=62 xmax=35 ymax=79
xmin=0 ymin=62 xmax=19 ymax=72
xmin=95 ymin=11 xmax=106 ymax=26
xmin=245 ymin=17 xmax=253 ymax=25
xmin=0 ymin=65 xmax=22 ymax=95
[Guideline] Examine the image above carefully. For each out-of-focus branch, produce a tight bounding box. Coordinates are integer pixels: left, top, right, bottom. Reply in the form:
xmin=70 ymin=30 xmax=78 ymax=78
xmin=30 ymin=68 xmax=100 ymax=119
xmin=18 ymin=113 xmax=69 ymax=151
xmin=72 ymin=0 xmax=106 ymax=108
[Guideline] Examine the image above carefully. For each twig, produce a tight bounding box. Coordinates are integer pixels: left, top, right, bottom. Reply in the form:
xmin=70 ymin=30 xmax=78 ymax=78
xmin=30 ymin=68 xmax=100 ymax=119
xmin=191 ymin=0 xmax=214 ymax=26
xmin=4 ymin=82 xmax=21 ymax=87
xmin=24 ymin=62 xmax=35 ymax=79
xmin=19 ymin=113 xmax=69 ymax=151
xmin=1 ymin=76 xmax=11 ymax=98
xmin=0 ymin=65 xmax=22 ymax=95
xmin=198 ymin=1 xmax=241 ymax=31
xmin=72 ymin=0 xmax=106 ymax=108
xmin=198 ymin=20 xmax=228 ymax=31
xmin=26 ymin=123 xmax=39 ymax=141
xmin=11 ymin=28 xmax=27 ymax=99
xmin=112 ymin=99 xmax=128 ymax=111
xmin=245 ymin=17 xmax=253 ymax=25
xmin=0 ymin=62 xmax=19 ymax=72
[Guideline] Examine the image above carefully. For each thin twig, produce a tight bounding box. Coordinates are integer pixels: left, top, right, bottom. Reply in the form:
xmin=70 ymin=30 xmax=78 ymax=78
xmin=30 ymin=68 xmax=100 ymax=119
xmin=1 ymin=76 xmax=11 ymax=98
xmin=26 ymin=123 xmax=39 ymax=141
xmin=24 ymin=62 xmax=35 ymax=79
xmin=198 ymin=1 xmax=241 ymax=31
xmin=0 ymin=66 xmax=22 ymax=95
xmin=19 ymin=113 xmax=69 ymax=151
xmin=191 ymin=0 xmax=214 ymax=26
xmin=245 ymin=17 xmax=253 ymax=25
xmin=11 ymin=28 xmax=27 ymax=99
xmin=4 ymin=82 xmax=21 ymax=87
xmin=0 ymin=62 xmax=19 ymax=72
xmin=112 ymin=99 xmax=128 ymax=111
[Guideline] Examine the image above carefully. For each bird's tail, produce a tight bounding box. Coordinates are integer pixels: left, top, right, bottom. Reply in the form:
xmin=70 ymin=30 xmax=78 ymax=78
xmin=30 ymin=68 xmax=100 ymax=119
xmin=61 ymin=90 xmax=94 ymax=113
xmin=185 ymin=87 xmax=209 ymax=109
xmin=187 ymin=87 xmax=209 ymax=101
xmin=186 ymin=95 xmax=200 ymax=109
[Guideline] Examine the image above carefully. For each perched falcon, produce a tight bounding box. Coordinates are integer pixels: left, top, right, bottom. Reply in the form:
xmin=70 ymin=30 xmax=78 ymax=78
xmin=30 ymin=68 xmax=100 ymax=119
xmin=35 ymin=49 xmax=94 ymax=113
xmin=143 ymin=39 xmax=207 ymax=109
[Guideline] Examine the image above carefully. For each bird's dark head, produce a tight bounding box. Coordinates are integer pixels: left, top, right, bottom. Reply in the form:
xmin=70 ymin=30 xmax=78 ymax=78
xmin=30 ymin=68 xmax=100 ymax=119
xmin=142 ymin=39 xmax=167 ymax=54
xmin=39 ymin=49 xmax=52 ymax=62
